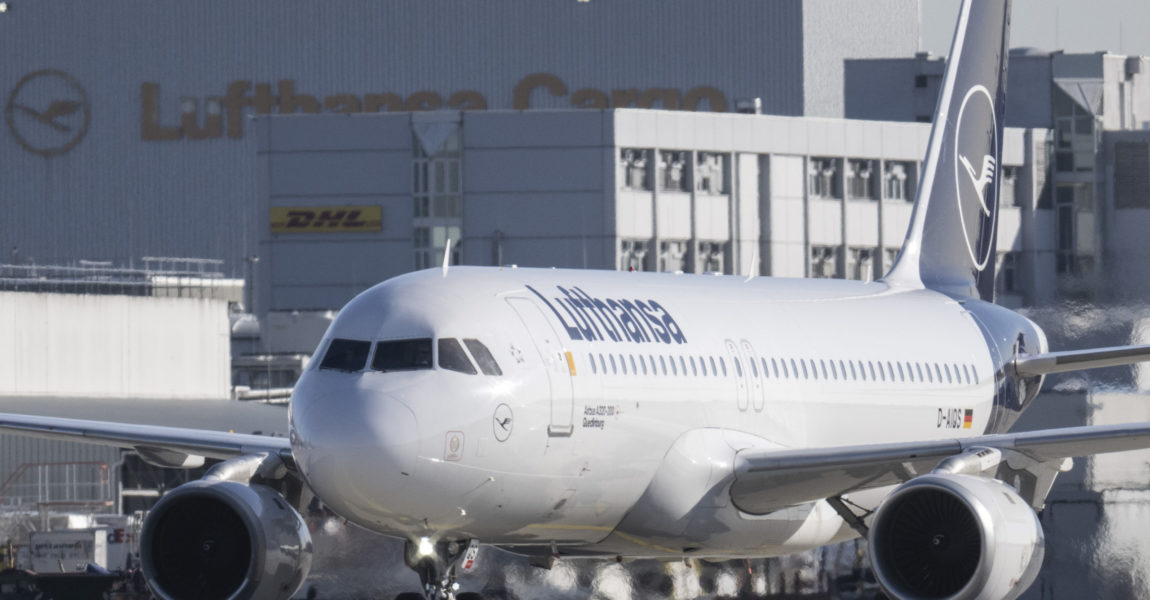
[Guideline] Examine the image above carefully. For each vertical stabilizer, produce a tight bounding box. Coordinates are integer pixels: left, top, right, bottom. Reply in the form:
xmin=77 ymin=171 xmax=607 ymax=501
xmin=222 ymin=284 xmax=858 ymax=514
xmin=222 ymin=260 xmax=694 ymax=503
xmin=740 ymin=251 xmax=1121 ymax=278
xmin=883 ymin=0 xmax=1011 ymax=301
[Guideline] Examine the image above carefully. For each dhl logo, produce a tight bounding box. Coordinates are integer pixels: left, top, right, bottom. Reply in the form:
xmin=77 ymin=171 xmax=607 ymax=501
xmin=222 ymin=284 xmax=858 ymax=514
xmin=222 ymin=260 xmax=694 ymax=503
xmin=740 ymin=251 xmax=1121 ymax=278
xmin=270 ymin=206 xmax=382 ymax=233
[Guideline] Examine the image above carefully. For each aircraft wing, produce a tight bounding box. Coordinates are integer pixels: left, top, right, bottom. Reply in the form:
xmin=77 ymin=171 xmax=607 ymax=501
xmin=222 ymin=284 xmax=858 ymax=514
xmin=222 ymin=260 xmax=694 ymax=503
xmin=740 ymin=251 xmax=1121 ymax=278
xmin=731 ymin=421 xmax=1150 ymax=515
xmin=0 ymin=412 xmax=292 ymax=466
xmin=1015 ymin=343 xmax=1150 ymax=376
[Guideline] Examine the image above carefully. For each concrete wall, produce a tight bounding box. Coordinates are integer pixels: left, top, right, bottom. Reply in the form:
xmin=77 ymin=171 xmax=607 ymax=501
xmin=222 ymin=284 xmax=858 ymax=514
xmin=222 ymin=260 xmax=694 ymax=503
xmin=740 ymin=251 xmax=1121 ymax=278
xmin=0 ymin=292 xmax=230 ymax=399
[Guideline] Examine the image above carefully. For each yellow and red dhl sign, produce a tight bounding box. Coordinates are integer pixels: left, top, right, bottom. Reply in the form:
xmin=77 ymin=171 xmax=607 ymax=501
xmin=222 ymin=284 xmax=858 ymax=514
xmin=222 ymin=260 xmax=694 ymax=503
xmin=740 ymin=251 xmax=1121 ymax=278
xmin=270 ymin=206 xmax=382 ymax=233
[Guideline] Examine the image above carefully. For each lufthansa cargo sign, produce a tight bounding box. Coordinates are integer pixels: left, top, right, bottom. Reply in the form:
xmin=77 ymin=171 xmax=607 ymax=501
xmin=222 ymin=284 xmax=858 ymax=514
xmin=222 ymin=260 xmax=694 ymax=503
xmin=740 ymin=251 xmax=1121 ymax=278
xmin=270 ymin=206 xmax=382 ymax=233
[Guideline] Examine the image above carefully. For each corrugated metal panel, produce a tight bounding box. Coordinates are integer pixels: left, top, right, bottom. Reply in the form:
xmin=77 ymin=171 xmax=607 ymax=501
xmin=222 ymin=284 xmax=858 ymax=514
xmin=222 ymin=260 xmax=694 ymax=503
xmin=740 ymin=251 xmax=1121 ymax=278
xmin=0 ymin=0 xmax=917 ymax=274
xmin=802 ymin=0 xmax=921 ymax=118
xmin=0 ymin=293 xmax=230 ymax=399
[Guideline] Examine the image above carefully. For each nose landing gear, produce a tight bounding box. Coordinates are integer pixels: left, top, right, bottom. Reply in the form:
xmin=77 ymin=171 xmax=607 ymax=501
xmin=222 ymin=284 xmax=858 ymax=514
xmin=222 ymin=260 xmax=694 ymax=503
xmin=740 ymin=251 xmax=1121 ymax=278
xmin=403 ymin=537 xmax=480 ymax=600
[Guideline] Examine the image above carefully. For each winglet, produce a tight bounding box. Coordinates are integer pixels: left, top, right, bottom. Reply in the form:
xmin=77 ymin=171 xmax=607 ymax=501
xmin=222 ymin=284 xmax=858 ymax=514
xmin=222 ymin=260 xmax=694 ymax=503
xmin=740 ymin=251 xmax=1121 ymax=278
xmin=442 ymin=238 xmax=452 ymax=278
xmin=882 ymin=0 xmax=1011 ymax=301
xmin=745 ymin=249 xmax=760 ymax=283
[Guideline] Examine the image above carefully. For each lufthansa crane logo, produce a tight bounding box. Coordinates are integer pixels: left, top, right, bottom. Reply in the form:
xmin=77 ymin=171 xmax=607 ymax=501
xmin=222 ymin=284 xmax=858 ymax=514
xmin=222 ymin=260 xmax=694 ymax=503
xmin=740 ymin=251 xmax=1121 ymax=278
xmin=5 ymin=70 xmax=92 ymax=157
xmin=959 ymin=153 xmax=995 ymax=216
xmin=493 ymin=403 xmax=513 ymax=442
xmin=953 ymin=85 xmax=998 ymax=272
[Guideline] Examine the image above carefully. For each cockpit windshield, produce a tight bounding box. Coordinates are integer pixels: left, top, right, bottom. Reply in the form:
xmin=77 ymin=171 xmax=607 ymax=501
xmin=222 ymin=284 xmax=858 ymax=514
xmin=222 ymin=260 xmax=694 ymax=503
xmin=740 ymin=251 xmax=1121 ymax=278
xmin=346 ymin=336 xmax=503 ymax=376
xmin=372 ymin=338 xmax=433 ymax=372
xmin=319 ymin=339 xmax=371 ymax=372
xmin=438 ymin=338 xmax=478 ymax=374
xmin=463 ymin=339 xmax=503 ymax=376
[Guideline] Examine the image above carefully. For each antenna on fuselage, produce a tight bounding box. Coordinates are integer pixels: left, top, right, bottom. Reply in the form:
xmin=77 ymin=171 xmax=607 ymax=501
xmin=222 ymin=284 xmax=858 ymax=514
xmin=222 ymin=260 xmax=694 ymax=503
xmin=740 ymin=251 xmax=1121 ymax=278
xmin=744 ymin=248 xmax=760 ymax=283
xmin=442 ymin=238 xmax=452 ymax=278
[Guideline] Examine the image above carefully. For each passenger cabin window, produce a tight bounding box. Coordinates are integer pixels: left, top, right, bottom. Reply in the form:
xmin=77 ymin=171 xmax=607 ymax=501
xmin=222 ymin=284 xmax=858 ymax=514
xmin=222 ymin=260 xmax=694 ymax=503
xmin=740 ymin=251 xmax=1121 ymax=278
xmin=464 ymin=339 xmax=503 ymax=376
xmin=373 ymin=338 xmax=433 ymax=372
xmin=438 ymin=338 xmax=477 ymax=374
xmin=320 ymin=339 xmax=371 ymax=372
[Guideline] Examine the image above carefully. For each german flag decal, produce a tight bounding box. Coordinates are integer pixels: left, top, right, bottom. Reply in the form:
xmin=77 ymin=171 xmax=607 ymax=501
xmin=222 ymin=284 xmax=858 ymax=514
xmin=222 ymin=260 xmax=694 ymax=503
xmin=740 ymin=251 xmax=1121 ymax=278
xmin=963 ymin=409 xmax=974 ymax=429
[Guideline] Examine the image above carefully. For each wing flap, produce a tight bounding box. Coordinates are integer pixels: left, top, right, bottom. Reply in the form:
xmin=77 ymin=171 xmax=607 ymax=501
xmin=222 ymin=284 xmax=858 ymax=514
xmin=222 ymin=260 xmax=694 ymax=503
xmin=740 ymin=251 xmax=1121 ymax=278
xmin=732 ymin=421 xmax=1150 ymax=515
xmin=1015 ymin=344 xmax=1150 ymax=376
xmin=0 ymin=412 xmax=291 ymax=463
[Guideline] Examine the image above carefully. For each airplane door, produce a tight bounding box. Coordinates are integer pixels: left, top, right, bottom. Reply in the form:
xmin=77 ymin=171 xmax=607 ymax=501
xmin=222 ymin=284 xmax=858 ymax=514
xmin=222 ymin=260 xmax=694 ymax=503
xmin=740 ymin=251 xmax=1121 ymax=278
xmin=741 ymin=340 xmax=765 ymax=412
xmin=725 ymin=339 xmax=750 ymax=412
xmin=507 ymin=297 xmax=575 ymax=436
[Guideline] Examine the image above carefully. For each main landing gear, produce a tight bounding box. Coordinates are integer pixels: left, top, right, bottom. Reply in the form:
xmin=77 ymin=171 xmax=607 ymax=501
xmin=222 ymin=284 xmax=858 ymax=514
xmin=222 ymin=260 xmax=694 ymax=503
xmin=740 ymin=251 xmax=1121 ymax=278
xmin=402 ymin=537 xmax=481 ymax=600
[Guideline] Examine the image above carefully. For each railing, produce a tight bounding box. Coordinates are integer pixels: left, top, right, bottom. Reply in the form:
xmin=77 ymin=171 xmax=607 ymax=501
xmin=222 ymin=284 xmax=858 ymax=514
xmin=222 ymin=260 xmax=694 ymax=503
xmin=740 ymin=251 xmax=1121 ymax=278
xmin=0 ymin=258 xmax=229 ymax=297
xmin=0 ymin=462 xmax=114 ymax=510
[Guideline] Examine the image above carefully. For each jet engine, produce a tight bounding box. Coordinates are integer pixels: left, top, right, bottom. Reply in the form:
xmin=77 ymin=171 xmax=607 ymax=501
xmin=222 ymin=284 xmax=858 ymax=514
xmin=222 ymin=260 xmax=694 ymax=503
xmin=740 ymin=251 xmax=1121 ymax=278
xmin=868 ymin=473 xmax=1044 ymax=600
xmin=139 ymin=479 xmax=314 ymax=600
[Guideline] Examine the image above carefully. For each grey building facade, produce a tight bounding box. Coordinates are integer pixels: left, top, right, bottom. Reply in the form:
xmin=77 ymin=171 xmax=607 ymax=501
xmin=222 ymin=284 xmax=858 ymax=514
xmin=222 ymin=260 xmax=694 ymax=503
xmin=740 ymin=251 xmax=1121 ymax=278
xmin=0 ymin=0 xmax=918 ymax=274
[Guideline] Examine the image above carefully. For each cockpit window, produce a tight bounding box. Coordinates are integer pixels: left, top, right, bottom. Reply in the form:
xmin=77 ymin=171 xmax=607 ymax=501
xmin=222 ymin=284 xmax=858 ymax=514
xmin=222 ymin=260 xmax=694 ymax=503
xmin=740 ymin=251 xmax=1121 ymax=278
xmin=320 ymin=339 xmax=371 ymax=372
xmin=463 ymin=339 xmax=503 ymax=376
xmin=372 ymin=338 xmax=433 ymax=372
xmin=438 ymin=338 xmax=477 ymax=375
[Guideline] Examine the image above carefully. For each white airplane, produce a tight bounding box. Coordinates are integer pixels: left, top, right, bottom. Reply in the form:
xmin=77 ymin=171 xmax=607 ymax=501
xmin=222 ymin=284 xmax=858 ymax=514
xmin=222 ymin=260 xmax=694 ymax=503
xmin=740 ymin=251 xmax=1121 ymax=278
xmin=5 ymin=1 xmax=1150 ymax=599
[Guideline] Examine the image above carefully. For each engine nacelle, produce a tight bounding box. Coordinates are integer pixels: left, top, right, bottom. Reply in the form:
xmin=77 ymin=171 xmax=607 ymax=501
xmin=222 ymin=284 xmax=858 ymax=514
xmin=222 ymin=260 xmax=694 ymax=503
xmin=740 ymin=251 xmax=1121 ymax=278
xmin=140 ymin=479 xmax=314 ymax=600
xmin=868 ymin=474 xmax=1044 ymax=600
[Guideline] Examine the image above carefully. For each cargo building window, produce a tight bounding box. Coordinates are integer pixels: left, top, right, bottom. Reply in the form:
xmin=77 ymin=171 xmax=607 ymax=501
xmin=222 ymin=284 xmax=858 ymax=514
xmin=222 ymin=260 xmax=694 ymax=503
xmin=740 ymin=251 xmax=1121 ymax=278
xmin=372 ymin=338 xmax=433 ymax=372
xmin=320 ymin=339 xmax=371 ymax=372
xmin=463 ymin=339 xmax=503 ymax=376
xmin=438 ymin=338 xmax=477 ymax=374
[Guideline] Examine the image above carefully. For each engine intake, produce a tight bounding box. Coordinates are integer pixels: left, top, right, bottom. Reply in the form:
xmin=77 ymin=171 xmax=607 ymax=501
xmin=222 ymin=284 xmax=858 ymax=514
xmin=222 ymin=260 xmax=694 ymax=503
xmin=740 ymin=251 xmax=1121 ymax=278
xmin=140 ymin=480 xmax=313 ymax=600
xmin=869 ymin=474 xmax=1044 ymax=600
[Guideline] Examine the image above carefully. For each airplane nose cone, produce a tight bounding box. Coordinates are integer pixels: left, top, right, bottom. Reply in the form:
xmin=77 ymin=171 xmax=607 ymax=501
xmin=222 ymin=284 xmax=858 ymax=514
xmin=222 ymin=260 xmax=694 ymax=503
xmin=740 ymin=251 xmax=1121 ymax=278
xmin=292 ymin=386 xmax=421 ymax=518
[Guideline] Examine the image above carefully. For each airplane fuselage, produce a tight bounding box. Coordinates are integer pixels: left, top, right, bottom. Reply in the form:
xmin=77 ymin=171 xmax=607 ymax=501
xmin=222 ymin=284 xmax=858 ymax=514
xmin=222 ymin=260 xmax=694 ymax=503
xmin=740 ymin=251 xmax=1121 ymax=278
xmin=289 ymin=266 xmax=1046 ymax=559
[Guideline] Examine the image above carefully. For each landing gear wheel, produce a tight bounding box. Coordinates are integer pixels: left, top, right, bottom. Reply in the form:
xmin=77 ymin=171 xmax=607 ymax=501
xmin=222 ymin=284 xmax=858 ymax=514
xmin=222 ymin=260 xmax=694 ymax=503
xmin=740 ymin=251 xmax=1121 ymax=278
xmin=403 ymin=538 xmax=474 ymax=600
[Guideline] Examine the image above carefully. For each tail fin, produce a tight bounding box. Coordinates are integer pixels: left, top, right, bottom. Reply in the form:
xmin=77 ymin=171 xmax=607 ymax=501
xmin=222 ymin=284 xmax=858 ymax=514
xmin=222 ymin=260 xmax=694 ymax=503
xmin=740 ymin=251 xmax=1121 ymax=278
xmin=883 ymin=0 xmax=1011 ymax=301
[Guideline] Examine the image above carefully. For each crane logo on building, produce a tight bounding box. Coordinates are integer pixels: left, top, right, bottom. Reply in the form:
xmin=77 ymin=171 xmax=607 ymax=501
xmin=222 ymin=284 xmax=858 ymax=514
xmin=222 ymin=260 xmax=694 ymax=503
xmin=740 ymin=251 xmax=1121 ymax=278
xmin=5 ymin=69 xmax=91 ymax=157
xmin=953 ymin=84 xmax=998 ymax=272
